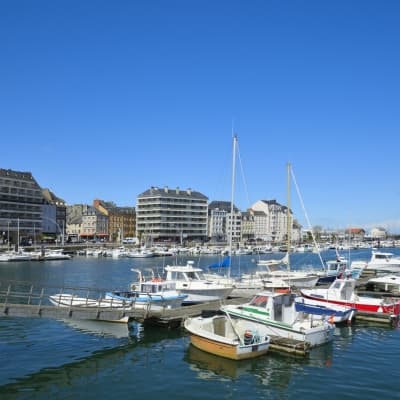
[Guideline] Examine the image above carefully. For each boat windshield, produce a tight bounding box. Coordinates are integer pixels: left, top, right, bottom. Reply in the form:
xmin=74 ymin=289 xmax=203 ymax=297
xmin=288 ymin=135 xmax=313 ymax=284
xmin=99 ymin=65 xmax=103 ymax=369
xmin=268 ymin=264 xmax=288 ymax=273
xmin=249 ymin=295 xmax=269 ymax=307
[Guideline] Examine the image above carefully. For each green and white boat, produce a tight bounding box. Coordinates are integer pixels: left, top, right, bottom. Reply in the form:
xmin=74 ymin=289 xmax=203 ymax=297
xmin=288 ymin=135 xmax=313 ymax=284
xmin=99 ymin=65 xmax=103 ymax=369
xmin=221 ymin=291 xmax=334 ymax=348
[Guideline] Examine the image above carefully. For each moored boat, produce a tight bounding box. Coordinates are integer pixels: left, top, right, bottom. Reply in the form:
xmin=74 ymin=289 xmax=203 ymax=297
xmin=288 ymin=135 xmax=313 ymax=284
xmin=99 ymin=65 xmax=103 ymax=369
xmin=105 ymin=269 xmax=187 ymax=309
xmin=221 ymin=291 xmax=335 ymax=348
xmin=294 ymin=297 xmax=356 ymax=324
xmin=300 ymin=277 xmax=400 ymax=316
xmin=184 ymin=312 xmax=271 ymax=360
xmin=164 ymin=261 xmax=234 ymax=305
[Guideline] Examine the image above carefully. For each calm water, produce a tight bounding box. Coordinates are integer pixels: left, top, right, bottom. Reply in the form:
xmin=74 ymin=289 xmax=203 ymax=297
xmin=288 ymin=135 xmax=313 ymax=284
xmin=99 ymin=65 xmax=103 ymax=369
xmin=1 ymin=249 xmax=400 ymax=399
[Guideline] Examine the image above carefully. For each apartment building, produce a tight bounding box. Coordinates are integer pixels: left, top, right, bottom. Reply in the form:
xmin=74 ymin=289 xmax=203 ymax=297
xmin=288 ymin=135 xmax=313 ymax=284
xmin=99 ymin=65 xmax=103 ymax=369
xmin=0 ymin=168 xmax=43 ymax=245
xmin=81 ymin=206 xmax=108 ymax=240
xmin=208 ymin=201 xmax=241 ymax=243
xmin=250 ymin=199 xmax=301 ymax=243
xmin=136 ymin=186 xmax=208 ymax=243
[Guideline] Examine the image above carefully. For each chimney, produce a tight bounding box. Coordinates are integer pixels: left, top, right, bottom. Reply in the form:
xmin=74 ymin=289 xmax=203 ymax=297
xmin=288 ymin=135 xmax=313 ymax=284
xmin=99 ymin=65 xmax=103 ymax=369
xmin=187 ymin=188 xmax=192 ymax=195
xmin=164 ymin=186 xmax=168 ymax=193
xmin=176 ymin=187 xmax=179 ymax=194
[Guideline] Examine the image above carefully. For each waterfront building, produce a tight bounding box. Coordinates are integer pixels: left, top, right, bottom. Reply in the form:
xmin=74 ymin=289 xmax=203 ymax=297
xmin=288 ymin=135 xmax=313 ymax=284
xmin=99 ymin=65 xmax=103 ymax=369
xmin=66 ymin=204 xmax=89 ymax=241
xmin=0 ymin=168 xmax=43 ymax=246
xmin=207 ymin=201 xmax=241 ymax=243
xmin=136 ymin=186 xmax=208 ymax=244
xmin=369 ymin=227 xmax=387 ymax=240
xmin=345 ymin=227 xmax=366 ymax=243
xmin=251 ymin=199 xmax=301 ymax=243
xmin=42 ymin=188 xmax=67 ymax=243
xmin=93 ymin=200 xmax=135 ymax=242
xmin=241 ymin=210 xmax=255 ymax=243
xmin=81 ymin=206 xmax=108 ymax=241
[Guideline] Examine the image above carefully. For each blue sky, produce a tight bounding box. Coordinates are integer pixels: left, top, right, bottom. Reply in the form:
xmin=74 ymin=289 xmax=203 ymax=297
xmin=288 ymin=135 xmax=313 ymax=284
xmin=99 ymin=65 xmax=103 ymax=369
xmin=1 ymin=1 xmax=399 ymax=232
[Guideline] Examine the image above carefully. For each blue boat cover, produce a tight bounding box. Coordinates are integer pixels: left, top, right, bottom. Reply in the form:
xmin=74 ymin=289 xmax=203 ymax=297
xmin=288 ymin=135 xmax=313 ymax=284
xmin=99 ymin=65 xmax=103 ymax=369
xmin=207 ymin=256 xmax=231 ymax=270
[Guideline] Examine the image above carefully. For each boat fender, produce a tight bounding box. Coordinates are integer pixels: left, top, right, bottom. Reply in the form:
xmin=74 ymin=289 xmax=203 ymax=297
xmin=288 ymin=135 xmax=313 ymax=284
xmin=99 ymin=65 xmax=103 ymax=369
xmin=244 ymin=330 xmax=253 ymax=345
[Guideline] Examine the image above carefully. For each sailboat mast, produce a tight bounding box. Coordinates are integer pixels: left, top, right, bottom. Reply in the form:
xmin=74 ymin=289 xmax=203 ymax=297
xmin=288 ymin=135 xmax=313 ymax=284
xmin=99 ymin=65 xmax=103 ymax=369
xmin=287 ymin=163 xmax=291 ymax=267
xmin=228 ymin=134 xmax=237 ymax=278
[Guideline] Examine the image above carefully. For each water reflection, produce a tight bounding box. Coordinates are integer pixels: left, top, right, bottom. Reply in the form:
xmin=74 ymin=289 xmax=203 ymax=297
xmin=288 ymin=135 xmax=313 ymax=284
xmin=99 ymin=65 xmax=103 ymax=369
xmin=184 ymin=341 xmax=334 ymax=388
xmin=0 ymin=323 xmax=183 ymax=398
xmin=61 ymin=319 xmax=143 ymax=339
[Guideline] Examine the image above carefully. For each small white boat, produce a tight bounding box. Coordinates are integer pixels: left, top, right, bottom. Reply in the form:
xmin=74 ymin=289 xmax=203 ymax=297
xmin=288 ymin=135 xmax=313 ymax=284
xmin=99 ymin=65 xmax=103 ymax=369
xmin=126 ymin=249 xmax=155 ymax=258
xmin=366 ymin=274 xmax=400 ymax=294
xmin=222 ymin=291 xmax=334 ymax=348
xmin=184 ymin=312 xmax=271 ymax=360
xmin=250 ymin=253 xmax=319 ymax=289
xmin=164 ymin=261 xmax=234 ymax=305
xmin=48 ymin=294 xmax=130 ymax=323
xmin=105 ymin=268 xmax=187 ymax=310
xmin=42 ymin=249 xmax=72 ymax=260
xmin=301 ymin=277 xmax=400 ymax=316
xmin=4 ymin=249 xmax=32 ymax=261
xmin=364 ymin=251 xmax=400 ymax=273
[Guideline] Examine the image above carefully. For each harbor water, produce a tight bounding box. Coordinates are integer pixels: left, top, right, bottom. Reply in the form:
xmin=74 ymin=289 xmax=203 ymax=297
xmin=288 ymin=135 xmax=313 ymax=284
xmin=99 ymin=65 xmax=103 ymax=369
xmin=1 ymin=249 xmax=400 ymax=399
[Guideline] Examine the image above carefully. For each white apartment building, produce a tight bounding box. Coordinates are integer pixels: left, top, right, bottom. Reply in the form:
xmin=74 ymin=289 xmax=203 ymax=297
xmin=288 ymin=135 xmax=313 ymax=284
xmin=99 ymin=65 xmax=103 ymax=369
xmin=136 ymin=186 xmax=208 ymax=243
xmin=251 ymin=199 xmax=300 ymax=243
xmin=208 ymin=201 xmax=241 ymax=243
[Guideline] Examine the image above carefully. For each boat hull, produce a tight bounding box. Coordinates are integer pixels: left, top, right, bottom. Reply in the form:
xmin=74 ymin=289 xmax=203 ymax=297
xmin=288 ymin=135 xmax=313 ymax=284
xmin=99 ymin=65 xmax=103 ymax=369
xmin=222 ymin=306 xmax=334 ymax=348
xmin=300 ymin=291 xmax=400 ymax=315
xmin=189 ymin=333 xmax=269 ymax=360
xmin=184 ymin=315 xmax=271 ymax=360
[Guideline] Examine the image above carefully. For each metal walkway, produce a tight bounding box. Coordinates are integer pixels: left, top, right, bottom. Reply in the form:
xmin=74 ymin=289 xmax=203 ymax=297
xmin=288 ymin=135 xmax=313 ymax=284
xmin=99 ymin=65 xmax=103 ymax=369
xmin=0 ymin=280 xmax=247 ymax=326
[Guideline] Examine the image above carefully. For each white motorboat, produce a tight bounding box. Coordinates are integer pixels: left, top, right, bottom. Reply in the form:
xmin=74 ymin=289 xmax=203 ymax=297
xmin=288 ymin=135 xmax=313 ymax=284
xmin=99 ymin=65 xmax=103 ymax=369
xmin=301 ymin=277 xmax=400 ymax=316
xmin=246 ymin=256 xmax=319 ymax=289
xmin=126 ymin=248 xmax=155 ymax=258
xmin=365 ymin=274 xmax=400 ymax=294
xmin=222 ymin=291 xmax=334 ymax=349
xmin=164 ymin=261 xmax=234 ymax=305
xmin=5 ymin=250 xmax=32 ymax=261
xmin=363 ymin=251 xmax=400 ymax=273
xmin=105 ymin=269 xmax=187 ymax=309
xmin=42 ymin=249 xmax=72 ymax=260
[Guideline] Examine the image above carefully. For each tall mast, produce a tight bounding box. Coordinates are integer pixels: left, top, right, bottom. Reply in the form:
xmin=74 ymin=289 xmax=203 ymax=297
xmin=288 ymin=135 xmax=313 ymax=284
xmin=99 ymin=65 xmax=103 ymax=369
xmin=287 ymin=162 xmax=291 ymax=270
xmin=228 ymin=134 xmax=237 ymax=278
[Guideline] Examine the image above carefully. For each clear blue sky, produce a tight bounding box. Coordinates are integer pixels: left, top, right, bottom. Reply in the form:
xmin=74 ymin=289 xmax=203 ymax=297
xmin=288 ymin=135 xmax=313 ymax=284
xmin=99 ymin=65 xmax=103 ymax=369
xmin=1 ymin=1 xmax=399 ymax=232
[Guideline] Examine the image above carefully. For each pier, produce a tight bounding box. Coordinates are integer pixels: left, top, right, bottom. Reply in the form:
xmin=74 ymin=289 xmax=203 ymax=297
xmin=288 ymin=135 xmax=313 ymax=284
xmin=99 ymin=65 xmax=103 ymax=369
xmin=0 ymin=279 xmax=248 ymax=326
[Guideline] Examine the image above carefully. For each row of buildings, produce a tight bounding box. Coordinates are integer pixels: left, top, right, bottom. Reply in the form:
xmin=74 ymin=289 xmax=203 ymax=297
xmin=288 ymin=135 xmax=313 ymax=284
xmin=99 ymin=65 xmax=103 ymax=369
xmin=0 ymin=168 xmax=388 ymax=247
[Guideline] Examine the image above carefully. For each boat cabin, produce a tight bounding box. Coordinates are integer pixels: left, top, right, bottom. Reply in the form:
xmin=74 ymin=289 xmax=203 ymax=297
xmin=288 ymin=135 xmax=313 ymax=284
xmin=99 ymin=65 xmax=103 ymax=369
xmin=165 ymin=261 xmax=206 ymax=282
xmin=371 ymin=251 xmax=395 ymax=262
xmin=327 ymin=279 xmax=356 ymax=301
xmin=246 ymin=292 xmax=297 ymax=323
xmin=139 ymin=281 xmax=177 ymax=294
xmin=325 ymin=258 xmax=348 ymax=276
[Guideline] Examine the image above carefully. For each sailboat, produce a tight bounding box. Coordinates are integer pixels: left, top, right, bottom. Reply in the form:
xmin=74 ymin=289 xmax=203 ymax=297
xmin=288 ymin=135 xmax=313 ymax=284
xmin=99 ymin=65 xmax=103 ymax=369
xmin=201 ymin=135 xmax=264 ymax=297
xmin=256 ymin=164 xmax=318 ymax=290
